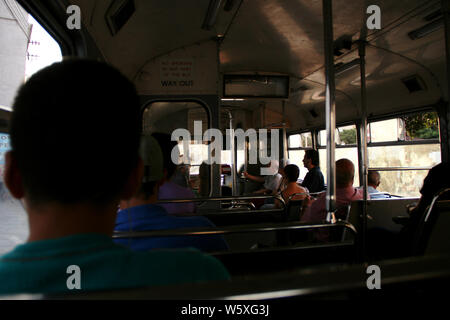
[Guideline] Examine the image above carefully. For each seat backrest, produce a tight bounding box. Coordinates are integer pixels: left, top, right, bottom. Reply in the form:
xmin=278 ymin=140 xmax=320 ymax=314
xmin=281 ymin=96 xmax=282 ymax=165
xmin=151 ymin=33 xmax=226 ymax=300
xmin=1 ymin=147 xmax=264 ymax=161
xmin=285 ymin=199 xmax=304 ymax=221
xmin=284 ymin=192 xmax=308 ymax=221
xmin=412 ymin=189 xmax=450 ymax=255
xmin=348 ymin=198 xmax=419 ymax=234
xmin=424 ymin=201 xmax=450 ymax=255
xmin=328 ymin=205 xmax=351 ymax=242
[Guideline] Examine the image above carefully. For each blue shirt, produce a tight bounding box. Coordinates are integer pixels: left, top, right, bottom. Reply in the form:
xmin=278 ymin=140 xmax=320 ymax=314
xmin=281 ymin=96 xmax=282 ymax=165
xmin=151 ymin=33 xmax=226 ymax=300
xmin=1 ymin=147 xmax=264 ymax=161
xmin=368 ymin=186 xmax=390 ymax=199
xmin=114 ymin=204 xmax=229 ymax=252
xmin=0 ymin=233 xmax=230 ymax=295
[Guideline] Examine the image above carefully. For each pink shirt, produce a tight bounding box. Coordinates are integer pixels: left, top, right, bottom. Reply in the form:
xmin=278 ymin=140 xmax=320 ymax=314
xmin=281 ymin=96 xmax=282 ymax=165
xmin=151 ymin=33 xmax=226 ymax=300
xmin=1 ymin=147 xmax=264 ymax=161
xmin=301 ymin=186 xmax=366 ymax=223
xmin=301 ymin=186 xmax=366 ymax=242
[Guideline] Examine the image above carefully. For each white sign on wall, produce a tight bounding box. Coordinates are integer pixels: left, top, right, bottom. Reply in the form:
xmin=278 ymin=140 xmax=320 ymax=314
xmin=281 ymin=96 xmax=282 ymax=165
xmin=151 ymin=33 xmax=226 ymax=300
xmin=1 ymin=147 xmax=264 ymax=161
xmin=160 ymin=59 xmax=195 ymax=88
xmin=136 ymin=41 xmax=218 ymax=95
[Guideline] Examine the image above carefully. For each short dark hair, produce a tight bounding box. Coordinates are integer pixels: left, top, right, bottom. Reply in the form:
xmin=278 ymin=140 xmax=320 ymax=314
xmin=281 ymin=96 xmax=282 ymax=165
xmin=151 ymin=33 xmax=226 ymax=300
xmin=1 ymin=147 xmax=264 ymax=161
xmin=284 ymin=164 xmax=300 ymax=182
xmin=305 ymin=149 xmax=320 ymax=166
xmin=10 ymin=59 xmax=141 ymax=205
xmin=151 ymin=132 xmax=177 ymax=178
xmin=368 ymin=170 xmax=381 ymax=186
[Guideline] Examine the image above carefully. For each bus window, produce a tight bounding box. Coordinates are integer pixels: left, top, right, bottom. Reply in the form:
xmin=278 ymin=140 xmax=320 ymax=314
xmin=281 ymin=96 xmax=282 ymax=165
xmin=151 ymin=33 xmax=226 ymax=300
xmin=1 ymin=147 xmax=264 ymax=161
xmin=0 ymin=133 xmax=28 ymax=255
xmin=318 ymin=125 xmax=360 ymax=186
xmin=287 ymin=132 xmax=312 ymax=180
xmin=142 ymin=101 xmax=210 ymax=195
xmin=0 ymin=2 xmax=61 ymax=255
xmin=368 ymin=111 xmax=441 ymax=197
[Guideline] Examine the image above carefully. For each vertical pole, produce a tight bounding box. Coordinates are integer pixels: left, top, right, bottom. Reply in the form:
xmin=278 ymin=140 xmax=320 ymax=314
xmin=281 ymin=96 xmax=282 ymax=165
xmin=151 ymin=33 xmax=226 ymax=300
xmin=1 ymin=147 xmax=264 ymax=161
xmin=358 ymin=41 xmax=368 ymax=260
xmin=322 ymin=0 xmax=336 ymax=220
xmin=228 ymin=110 xmax=237 ymax=196
xmin=282 ymin=101 xmax=288 ymax=164
xmin=442 ymin=0 xmax=450 ymax=163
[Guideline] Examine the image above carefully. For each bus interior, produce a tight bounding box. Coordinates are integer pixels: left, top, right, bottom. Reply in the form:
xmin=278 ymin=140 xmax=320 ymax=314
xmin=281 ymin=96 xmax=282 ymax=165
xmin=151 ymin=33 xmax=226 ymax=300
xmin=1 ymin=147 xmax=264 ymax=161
xmin=1 ymin=0 xmax=450 ymax=299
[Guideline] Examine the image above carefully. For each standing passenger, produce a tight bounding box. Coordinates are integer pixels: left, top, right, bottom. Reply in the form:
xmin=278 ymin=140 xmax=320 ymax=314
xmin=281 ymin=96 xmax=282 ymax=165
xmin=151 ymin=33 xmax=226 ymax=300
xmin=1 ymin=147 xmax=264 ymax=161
xmin=301 ymin=149 xmax=325 ymax=193
xmin=0 ymin=60 xmax=229 ymax=295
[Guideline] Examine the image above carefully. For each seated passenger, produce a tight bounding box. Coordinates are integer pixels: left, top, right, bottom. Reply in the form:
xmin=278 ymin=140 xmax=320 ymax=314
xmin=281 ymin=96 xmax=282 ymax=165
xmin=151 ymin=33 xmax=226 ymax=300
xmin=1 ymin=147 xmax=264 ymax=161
xmin=367 ymin=170 xmax=390 ymax=199
xmin=279 ymin=164 xmax=308 ymax=206
xmin=401 ymin=162 xmax=450 ymax=247
xmin=301 ymin=149 xmax=325 ymax=193
xmin=239 ymin=163 xmax=264 ymax=195
xmin=115 ymin=135 xmax=229 ymax=252
xmin=171 ymin=163 xmax=190 ymax=188
xmin=0 ymin=60 xmax=229 ymax=295
xmin=243 ymin=160 xmax=282 ymax=195
xmin=301 ymin=159 xmax=365 ymax=241
xmin=152 ymin=133 xmax=196 ymax=215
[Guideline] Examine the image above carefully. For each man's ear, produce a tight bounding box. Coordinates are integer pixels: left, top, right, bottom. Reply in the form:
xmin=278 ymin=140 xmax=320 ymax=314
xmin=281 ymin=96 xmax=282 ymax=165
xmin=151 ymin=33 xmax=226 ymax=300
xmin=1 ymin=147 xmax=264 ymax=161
xmin=120 ymin=156 xmax=144 ymax=200
xmin=3 ymin=151 xmax=25 ymax=199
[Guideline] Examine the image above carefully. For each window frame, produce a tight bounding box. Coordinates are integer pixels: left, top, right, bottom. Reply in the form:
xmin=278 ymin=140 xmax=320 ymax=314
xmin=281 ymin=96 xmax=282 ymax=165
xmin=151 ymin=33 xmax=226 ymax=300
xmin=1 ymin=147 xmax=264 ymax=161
xmin=141 ymin=98 xmax=213 ymax=195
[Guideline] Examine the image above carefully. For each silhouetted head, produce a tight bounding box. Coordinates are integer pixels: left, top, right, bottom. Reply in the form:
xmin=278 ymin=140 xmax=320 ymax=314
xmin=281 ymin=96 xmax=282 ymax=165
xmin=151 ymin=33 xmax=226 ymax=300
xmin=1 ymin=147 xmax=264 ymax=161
xmin=7 ymin=59 xmax=141 ymax=206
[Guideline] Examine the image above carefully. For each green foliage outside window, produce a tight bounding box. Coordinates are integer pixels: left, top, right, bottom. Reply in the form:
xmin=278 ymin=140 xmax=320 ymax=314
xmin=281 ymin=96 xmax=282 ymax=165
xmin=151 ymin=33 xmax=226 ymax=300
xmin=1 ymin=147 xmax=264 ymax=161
xmin=402 ymin=112 xmax=439 ymax=140
xmin=339 ymin=128 xmax=357 ymax=145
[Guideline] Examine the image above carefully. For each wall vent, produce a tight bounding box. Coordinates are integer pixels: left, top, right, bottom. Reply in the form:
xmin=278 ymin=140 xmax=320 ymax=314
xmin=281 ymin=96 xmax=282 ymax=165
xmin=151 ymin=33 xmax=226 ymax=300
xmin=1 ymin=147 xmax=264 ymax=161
xmin=401 ymin=75 xmax=426 ymax=93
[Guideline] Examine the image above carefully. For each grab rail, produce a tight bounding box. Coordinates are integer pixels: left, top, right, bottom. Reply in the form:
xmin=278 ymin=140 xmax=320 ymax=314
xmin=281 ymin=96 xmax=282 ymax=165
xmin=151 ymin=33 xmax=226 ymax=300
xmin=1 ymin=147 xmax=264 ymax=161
xmin=112 ymin=220 xmax=357 ymax=239
xmin=156 ymin=194 xmax=286 ymax=209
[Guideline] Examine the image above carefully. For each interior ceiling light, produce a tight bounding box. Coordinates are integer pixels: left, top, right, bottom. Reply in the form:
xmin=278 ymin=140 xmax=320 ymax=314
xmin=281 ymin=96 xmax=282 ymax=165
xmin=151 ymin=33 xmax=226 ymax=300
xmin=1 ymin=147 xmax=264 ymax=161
xmin=202 ymin=0 xmax=224 ymax=30
xmin=408 ymin=18 xmax=444 ymax=40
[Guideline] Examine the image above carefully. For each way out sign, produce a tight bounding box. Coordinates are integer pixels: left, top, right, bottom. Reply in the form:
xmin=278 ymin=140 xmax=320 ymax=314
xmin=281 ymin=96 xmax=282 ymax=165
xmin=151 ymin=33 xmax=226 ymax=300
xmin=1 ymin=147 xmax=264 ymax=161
xmin=160 ymin=59 xmax=195 ymax=88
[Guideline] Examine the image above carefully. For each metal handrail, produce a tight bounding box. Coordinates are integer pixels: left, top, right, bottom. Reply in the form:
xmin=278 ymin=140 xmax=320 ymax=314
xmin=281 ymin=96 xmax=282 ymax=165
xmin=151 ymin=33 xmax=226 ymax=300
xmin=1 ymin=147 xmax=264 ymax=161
xmin=369 ymin=167 xmax=432 ymax=171
xmin=156 ymin=194 xmax=286 ymax=209
xmin=424 ymin=188 xmax=450 ymax=222
xmin=112 ymin=220 xmax=357 ymax=239
xmin=288 ymin=192 xmax=309 ymax=201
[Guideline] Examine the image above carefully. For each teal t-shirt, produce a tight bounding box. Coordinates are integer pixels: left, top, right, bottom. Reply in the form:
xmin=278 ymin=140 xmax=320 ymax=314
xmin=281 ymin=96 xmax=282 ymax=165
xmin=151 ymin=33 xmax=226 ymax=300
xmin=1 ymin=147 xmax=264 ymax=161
xmin=0 ymin=233 xmax=230 ymax=295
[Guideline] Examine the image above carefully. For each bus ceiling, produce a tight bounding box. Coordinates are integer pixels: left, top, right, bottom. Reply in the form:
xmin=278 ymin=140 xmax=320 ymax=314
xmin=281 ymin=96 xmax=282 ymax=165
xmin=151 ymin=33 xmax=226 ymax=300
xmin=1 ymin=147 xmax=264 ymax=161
xmin=17 ymin=0 xmax=448 ymax=123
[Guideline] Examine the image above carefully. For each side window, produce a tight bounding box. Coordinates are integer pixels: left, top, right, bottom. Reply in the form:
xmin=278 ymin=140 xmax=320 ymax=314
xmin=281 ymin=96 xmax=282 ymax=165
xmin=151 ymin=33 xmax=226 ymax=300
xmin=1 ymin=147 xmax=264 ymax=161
xmin=0 ymin=133 xmax=28 ymax=255
xmin=0 ymin=1 xmax=62 ymax=254
xmin=287 ymin=132 xmax=312 ymax=181
xmin=142 ymin=101 xmax=210 ymax=196
xmin=368 ymin=111 xmax=441 ymax=197
xmin=318 ymin=125 xmax=359 ymax=186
